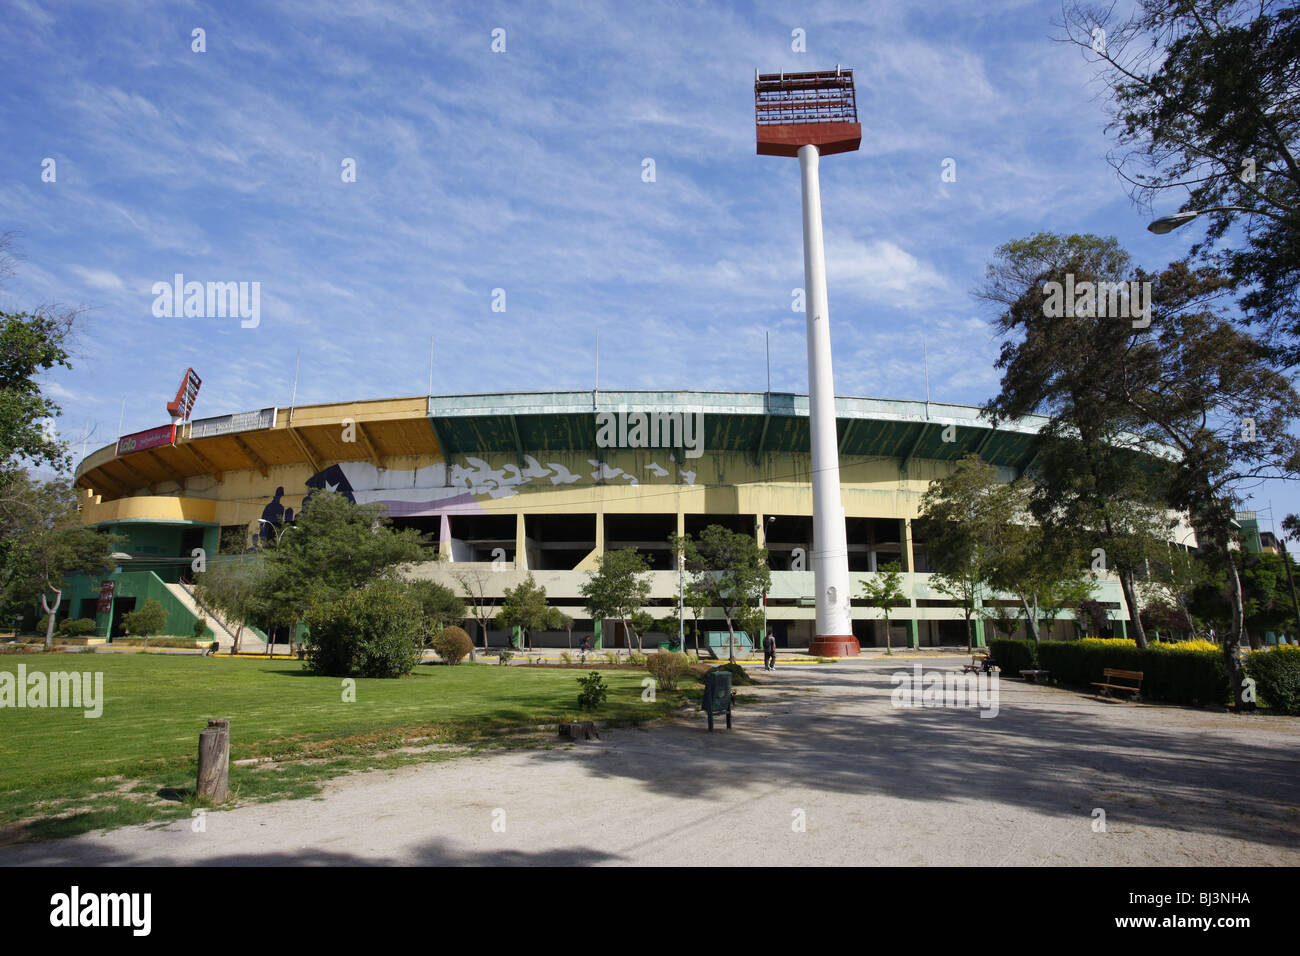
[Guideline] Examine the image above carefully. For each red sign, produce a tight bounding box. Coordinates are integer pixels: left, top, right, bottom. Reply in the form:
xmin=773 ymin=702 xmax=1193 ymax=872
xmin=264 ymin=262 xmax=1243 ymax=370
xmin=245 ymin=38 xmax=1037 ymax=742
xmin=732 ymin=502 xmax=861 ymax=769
xmin=116 ymin=424 xmax=176 ymax=456
xmin=166 ymin=368 xmax=202 ymax=420
xmin=96 ymin=581 xmax=115 ymax=614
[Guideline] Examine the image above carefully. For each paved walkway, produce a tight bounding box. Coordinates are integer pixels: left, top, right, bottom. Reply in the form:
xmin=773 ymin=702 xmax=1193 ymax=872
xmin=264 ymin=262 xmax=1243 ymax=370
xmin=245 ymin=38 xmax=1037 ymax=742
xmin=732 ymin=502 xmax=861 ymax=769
xmin=3 ymin=660 xmax=1298 ymax=866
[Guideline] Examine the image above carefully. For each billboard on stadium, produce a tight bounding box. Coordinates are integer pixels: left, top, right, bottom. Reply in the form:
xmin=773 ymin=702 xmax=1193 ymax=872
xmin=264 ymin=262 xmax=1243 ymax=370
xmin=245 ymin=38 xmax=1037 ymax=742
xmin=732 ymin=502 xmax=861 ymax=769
xmin=116 ymin=424 xmax=176 ymax=456
xmin=187 ymin=407 xmax=278 ymax=440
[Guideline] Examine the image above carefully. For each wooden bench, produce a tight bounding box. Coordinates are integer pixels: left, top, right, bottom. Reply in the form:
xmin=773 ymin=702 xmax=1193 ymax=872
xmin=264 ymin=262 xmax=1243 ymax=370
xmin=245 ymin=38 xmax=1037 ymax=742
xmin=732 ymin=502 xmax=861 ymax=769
xmin=1020 ymin=669 xmax=1050 ymax=683
xmin=962 ymin=656 xmax=994 ymax=674
xmin=1092 ymin=668 xmax=1143 ymax=700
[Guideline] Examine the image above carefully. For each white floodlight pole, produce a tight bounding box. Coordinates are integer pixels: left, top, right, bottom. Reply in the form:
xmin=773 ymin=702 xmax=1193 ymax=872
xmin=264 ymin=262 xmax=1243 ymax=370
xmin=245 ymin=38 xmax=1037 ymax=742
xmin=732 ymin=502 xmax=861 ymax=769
xmin=798 ymin=144 xmax=853 ymax=648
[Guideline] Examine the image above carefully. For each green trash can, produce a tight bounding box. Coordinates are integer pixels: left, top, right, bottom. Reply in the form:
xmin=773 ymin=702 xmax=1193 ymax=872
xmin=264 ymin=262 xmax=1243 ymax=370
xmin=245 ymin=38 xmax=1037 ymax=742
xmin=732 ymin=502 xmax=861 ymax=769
xmin=702 ymin=669 xmax=733 ymax=731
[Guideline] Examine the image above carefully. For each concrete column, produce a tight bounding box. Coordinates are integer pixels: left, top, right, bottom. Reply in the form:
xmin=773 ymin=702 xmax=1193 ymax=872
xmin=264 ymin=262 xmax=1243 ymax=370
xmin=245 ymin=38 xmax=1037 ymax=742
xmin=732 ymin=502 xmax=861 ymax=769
xmin=908 ymin=615 xmax=919 ymax=649
xmin=901 ymin=518 xmax=914 ymax=573
xmin=515 ymin=513 xmax=527 ymax=571
xmin=595 ymin=512 xmax=605 ymax=557
xmin=798 ymin=143 xmax=855 ymax=657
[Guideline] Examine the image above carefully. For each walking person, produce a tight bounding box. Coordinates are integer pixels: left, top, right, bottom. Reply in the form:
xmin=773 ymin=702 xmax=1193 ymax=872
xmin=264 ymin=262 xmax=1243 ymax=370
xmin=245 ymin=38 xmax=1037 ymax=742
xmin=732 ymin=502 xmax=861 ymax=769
xmin=764 ymin=629 xmax=776 ymax=671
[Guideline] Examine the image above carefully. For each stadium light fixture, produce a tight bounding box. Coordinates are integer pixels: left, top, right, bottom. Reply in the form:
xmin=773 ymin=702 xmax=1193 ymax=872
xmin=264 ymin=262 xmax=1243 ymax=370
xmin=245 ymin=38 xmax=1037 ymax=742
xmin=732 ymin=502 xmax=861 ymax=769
xmin=755 ymin=67 xmax=862 ymax=657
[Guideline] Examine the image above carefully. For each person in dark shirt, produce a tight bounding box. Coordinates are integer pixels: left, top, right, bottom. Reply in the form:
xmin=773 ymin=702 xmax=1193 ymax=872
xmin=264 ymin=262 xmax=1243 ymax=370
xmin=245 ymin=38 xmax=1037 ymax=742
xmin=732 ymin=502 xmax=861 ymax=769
xmin=764 ymin=630 xmax=776 ymax=671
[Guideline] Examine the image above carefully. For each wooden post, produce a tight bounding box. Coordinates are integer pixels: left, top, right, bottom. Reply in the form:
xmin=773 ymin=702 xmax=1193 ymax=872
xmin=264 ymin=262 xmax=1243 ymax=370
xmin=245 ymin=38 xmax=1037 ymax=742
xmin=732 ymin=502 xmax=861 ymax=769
xmin=197 ymin=718 xmax=230 ymax=802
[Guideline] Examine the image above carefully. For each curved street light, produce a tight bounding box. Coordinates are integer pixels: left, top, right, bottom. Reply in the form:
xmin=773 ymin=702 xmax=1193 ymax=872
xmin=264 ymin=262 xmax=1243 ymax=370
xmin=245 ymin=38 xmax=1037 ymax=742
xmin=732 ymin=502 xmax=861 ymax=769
xmin=257 ymin=518 xmax=295 ymax=546
xmin=1147 ymin=204 xmax=1288 ymax=234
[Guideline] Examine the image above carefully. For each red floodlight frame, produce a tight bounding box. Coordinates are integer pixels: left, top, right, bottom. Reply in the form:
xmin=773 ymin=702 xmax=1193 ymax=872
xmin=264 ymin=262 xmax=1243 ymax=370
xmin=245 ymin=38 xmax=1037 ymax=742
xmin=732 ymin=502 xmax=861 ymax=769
xmin=755 ymin=68 xmax=861 ymax=157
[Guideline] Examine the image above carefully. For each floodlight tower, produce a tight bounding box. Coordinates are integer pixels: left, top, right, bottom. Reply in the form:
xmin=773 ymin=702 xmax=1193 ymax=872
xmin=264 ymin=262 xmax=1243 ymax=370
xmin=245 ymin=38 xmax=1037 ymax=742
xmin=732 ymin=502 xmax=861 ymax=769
xmin=756 ymin=67 xmax=862 ymax=657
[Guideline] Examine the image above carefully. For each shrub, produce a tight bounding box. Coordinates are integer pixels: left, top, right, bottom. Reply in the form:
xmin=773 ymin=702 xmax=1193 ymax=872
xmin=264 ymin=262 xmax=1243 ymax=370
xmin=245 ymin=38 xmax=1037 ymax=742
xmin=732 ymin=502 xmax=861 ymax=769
xmin=1245 ymin=646 xmax=1300 ymax=714
xmin=629 ymin=652 xmax=647 ymax=666
xmin=57 ymin=617 xmax=98 ymax=637
xmin=122 ymin=599 xmax=167 ymax=641
xmin=604 ymin=651 xmax=619 ymax=665
xmin=577 ymin=671 xmax=608 ymax=711
xmin=193 ymin=618 xmax=209 ymax=639
xmin=497 ymin=648 xmax=514 ymax=665
xmin=1036 ymin=639 xmax=1229 ymax=706
xmin=560 ymin=651 xmax=573 ymax=664
xmin=646 ymin=651 xmax=689 ymax=690
xmin=988 ymin=638 xmax=1036 ymax=674
xmin=433 ymin=626 xmax=473 ymax=665
xmin=712 ymin=662 xmax=753 ymax=686
xmin=304 ymin=580 xmax=424 ymax=678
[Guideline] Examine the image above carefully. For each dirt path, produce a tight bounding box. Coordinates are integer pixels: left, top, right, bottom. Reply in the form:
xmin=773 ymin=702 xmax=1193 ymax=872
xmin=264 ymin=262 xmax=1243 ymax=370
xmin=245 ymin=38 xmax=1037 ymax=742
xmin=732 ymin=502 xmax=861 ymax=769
xmin=4 ymin=660 xmax=1298 ymax=866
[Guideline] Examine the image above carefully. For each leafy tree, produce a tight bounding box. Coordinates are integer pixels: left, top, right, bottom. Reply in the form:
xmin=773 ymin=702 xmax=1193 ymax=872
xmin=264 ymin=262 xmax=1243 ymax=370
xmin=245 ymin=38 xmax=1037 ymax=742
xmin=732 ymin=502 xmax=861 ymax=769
xmin=859 ymin=561 xmax=907 ymax=654
xmin=1059 ymin=1 xmax=1300 ymax=362
xmin=305 ymin=579 xmax=424 ymax=678
xmin=122 ymin=598 xmax=168 ymax=650
xmin=0 ymin=472 xmax=119 ymax=646
xmin=497 ymin=573 xmax=557 ymax=650
xmin=557 ymin=611 xmax=574 ymax=649
xmin=579 ymin=548 xmax=651 ymax=658
xmin=251 ymin=490 xmax=426 ymax=655
xmin=673 ymin=527 xmax=770 ymax=662
xmin=916 ymin=456 xmax=1018 ymax=652
xmin=195 ymin=556 xmax=264 ymax=654
xmin=403 ymin=578 xmax=466 ymax=654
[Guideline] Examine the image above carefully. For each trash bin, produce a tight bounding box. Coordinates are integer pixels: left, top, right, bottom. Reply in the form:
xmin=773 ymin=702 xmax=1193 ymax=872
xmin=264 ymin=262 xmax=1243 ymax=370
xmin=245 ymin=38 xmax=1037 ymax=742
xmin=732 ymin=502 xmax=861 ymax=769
xmin=702 ymin=669 xmax=733 ymax=731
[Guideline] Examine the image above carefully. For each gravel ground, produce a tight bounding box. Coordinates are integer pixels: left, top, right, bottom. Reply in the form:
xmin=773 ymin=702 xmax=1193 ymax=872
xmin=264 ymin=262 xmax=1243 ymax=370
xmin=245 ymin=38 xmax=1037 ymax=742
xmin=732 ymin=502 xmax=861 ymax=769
xmin=3 ymin=657 xmax=1298 ymax=866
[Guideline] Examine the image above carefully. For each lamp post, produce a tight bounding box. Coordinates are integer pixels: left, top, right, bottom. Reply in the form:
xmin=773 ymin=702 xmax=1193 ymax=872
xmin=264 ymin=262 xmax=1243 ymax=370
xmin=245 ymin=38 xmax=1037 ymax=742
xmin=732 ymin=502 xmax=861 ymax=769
xmin=257 ymin=518 xmax=295 ymax=547
xmin=678 ymin=550 xmax=685 ymax=653
xmin=1146 ymin=205 xmax=1288 ymax=234
xmin=756 ymin=67 xmax=862 ymax=658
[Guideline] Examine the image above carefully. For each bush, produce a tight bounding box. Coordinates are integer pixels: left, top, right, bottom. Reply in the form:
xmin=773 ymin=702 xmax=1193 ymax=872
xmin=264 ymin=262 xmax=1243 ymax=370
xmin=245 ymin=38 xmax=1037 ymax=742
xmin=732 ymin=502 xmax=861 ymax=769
xmin=1036 ymin=639 xmax=1229 ymax=706
xmin=57 ymin=617 xmax=98 ymax=637
xmin=433 ymin=626 xmax=473 ymax=665
xmin=193 ymin=617 xmax=209 ymax=639
xmin=122 ymin=599 xmax=167 ymax=640
xmin=629 ymin=652 xmax=647 ymax=666
xmin=604 ymin=651 xmax=619 ymax=664
xmin=304 ymin=580 xmax=424 ymax=678
xmin=497 ymin=648 xmax=514 ymax=665
xmin=712 ymin=662 xmax=753 ymax=686
xmin=1245 ymin=646 xmax=1300 ymax=714
xmin=646 ymin=651 xmax=689 ymax=690
xmin=560 ymin=651 xmax=573 ymax=664
xmin=988 ymin=638 xmax=1036 ymax=674
xmin=577 ymin=671 xmax=608 ymax=711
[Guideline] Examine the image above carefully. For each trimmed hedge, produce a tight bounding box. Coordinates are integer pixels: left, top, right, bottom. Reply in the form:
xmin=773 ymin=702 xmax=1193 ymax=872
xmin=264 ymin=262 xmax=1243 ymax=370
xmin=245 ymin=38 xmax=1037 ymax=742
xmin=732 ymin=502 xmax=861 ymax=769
xmin=1036 ymin=639 xmax=1229 ymax=707
xmin=1245 ymin=646 xmax=1300 ymax=715
xmin=988 ymin=638 xmax=1036 ymax=674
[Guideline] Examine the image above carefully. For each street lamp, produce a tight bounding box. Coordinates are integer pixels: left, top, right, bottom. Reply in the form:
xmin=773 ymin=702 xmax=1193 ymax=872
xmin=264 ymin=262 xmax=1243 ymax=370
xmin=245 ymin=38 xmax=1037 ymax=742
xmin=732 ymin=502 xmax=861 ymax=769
xmin=1147 ymin=205 xmax=1271 ymax=234
xmin=257 ymin=519 xmax=295 ymax=546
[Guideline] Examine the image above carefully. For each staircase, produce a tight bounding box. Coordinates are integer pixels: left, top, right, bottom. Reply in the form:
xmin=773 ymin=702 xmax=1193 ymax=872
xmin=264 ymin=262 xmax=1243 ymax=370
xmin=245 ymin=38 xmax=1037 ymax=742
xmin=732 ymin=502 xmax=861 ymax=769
xmin=165 ymin=581 xmax=268 ymax=654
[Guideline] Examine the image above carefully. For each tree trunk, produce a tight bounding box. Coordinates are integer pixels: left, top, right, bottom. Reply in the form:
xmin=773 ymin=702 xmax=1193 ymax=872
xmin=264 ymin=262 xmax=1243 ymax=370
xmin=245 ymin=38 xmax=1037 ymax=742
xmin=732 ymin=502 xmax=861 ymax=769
xmin=1225 ymin=558 xmax=1253 ymax=709
xmin=725 ymin=617 xmax=736 ymax=662
xmin=966 ymin=611 xmax=973 ymax=654
xmin=1021 ymin=596 xmax=1041 ymax=643
xmin=41 ymin=587 xmax=62 ymax=648
xmin=1118 ymin=570 xmax=1148 ymax=648
xmin=233 ymin=621 xmax=243 ymax=655
xmin=884 ymin=615 xmax=892 ymax=655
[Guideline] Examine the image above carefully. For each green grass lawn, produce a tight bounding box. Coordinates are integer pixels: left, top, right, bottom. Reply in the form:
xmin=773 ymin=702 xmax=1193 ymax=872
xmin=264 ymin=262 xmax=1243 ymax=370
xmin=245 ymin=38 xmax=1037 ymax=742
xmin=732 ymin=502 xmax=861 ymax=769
xmin=0 ymin=653 xmax=686 ymax=843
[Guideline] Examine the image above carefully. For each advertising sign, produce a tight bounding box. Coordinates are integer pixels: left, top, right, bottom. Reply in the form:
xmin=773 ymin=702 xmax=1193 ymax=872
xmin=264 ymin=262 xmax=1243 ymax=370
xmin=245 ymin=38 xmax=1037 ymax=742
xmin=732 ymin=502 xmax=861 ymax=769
xmin=188 ymin=407 xmax=277 ymax=440
xmin=116 ymin=424 xmax=176 ymax=456
xmin=166 ymin=368 xmax=202 ymax=421
xmin=96 ymin=581 xmax=115 ymax=614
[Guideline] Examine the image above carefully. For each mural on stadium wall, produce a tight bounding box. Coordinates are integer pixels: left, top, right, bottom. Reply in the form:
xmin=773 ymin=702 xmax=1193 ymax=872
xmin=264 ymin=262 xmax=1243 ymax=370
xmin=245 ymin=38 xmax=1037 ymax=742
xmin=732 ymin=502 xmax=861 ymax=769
xmin=256 ymin=454 xmax=697 ymax=541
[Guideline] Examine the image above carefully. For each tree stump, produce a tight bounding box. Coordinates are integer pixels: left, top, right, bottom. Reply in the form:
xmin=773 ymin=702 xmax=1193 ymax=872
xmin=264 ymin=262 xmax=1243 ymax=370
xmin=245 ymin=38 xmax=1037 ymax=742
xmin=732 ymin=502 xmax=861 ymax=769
xmin=197 ymin=718 xmax=231 ymax=802
xmin=558 ymin=721 xmax=599 ymax=740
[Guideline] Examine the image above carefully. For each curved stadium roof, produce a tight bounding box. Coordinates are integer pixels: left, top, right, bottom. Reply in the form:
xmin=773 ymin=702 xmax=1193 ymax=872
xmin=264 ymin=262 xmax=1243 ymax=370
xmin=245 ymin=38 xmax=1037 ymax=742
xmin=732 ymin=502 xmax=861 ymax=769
xmin=75 ymin=389 xmax=1063 ymax=499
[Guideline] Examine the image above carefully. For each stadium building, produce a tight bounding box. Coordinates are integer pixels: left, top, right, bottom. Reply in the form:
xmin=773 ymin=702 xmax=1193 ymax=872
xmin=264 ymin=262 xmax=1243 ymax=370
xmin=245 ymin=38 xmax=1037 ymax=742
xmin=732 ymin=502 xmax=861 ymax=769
xmin=62 ymin=389 xmax=1152 ymax=653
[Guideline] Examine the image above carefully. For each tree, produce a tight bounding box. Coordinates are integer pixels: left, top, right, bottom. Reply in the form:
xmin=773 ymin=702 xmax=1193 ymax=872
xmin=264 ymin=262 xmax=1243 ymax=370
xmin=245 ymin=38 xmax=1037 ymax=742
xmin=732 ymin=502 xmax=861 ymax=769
xmin=403 ymin=578 xmax=465 ymax=655
xmin=251 ymin=490 xmax=426 ymax=655
xmin=122 ymin=598 xmax=168 ymax=650
xmin=859 ymin=561 xmax=907 ymax=654
xmin=195 ymin=556 xmax=264 ymax=654
xmin=0 ymin=472 xmax=119 ymax=646
xmin=579 ymin=548 xmax=651 ymax=658
xmin=1059 ymin=1 xmax=1300 ymax=363
xmin=673 ymin=527 xmax=770 ymax=662
xmin=916 ymin=456 xmax=1018 ymax=653
xmin=454 ymin=566 xmax=500 ymax=655
xmin=497 ymin=573 xmax=556 ymax=651
xmin=557 ymin=611 xmax=574 ymax=649
xmin=978 ymin=233 xmax=1193 ymax=649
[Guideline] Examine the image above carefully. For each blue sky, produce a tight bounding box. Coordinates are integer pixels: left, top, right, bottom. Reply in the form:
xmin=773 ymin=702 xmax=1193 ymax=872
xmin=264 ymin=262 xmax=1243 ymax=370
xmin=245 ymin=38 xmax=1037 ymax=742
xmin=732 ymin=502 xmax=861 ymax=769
xmin=3 ymin=0 xmax=1294 ymax=529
